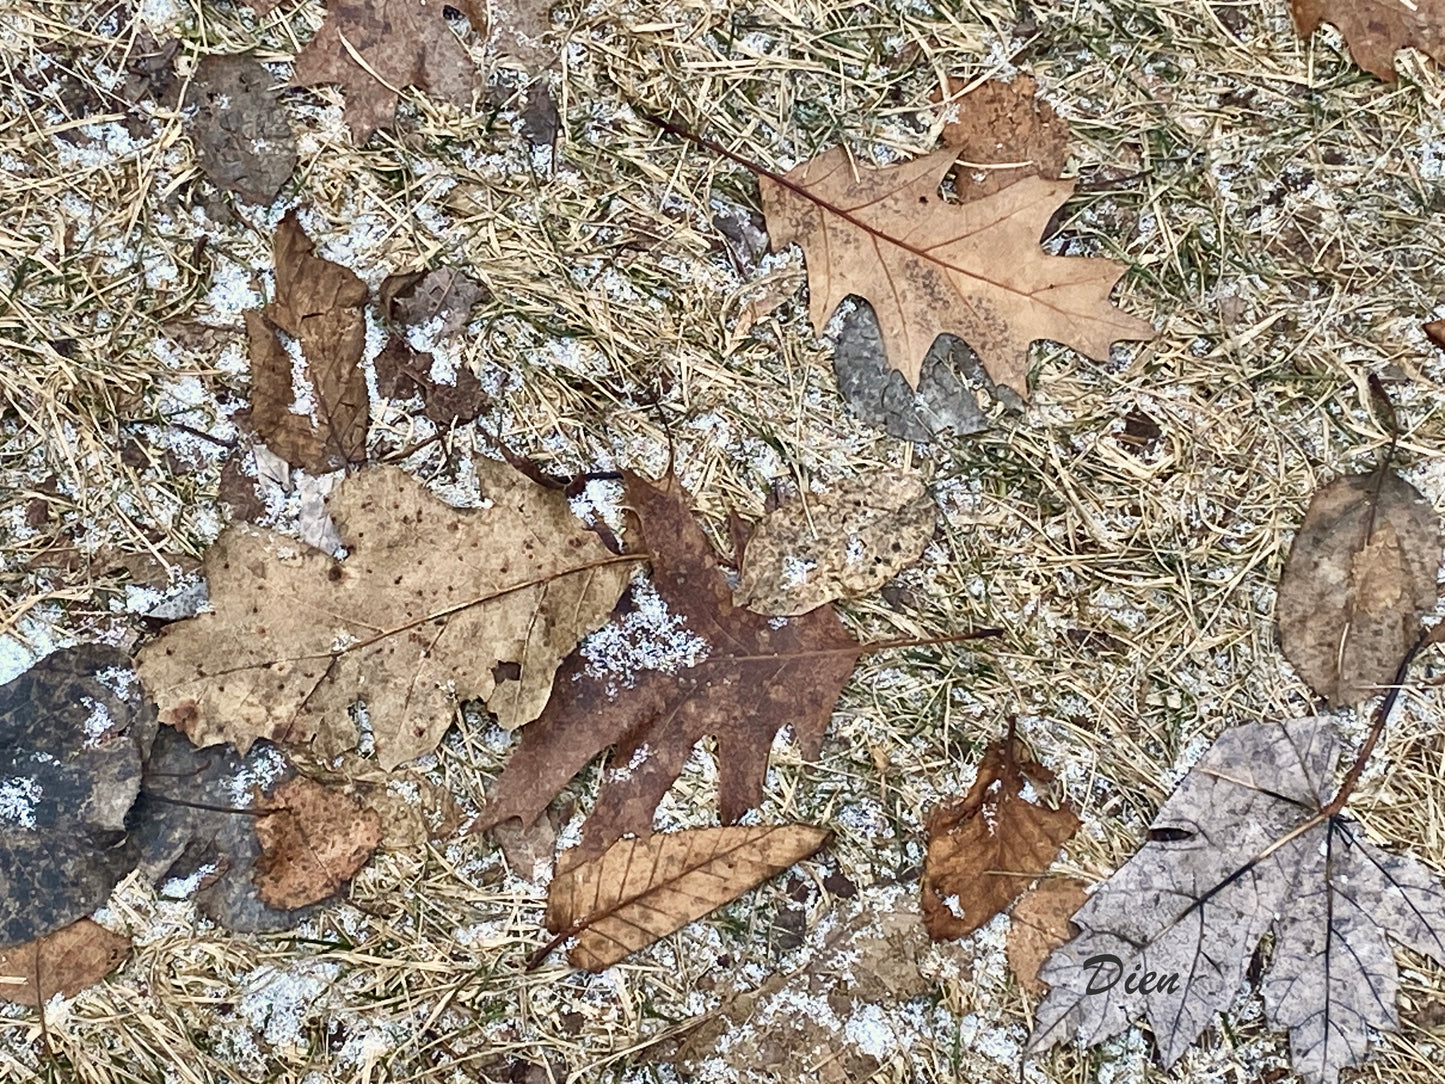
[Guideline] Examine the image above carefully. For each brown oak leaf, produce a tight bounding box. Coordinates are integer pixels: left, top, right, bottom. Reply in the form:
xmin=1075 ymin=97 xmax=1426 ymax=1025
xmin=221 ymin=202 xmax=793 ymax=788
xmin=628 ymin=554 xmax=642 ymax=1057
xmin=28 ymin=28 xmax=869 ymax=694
xmin=0 ymin=919 xmax=131 ymax=1007
xmin=544 ymin=825 xmax=830 ymax=971
xmin=136 ymin=461 xmax=634 ymax=769
xmin=761 ymin=146 xmax=1154 ymax=394
xmin=254 ymin=776 xmax=382 ymax=909
xmin=246 ymin=211 xmax=369 ymax=473
xmin=1291 ymin=0 xmax=1445 ymax=80
xmin=475 ymin=471 xmax=863 ymax=861
xmin=922 ymin=730 xmax=1080 ymax=940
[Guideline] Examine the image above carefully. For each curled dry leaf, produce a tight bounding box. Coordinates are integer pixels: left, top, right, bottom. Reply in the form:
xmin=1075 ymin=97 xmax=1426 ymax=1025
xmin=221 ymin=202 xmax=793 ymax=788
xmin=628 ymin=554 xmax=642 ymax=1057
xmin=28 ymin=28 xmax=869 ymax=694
xmin=245 ymin=211 xmax=369 ymax=473
xmin=254 ymin=777 xmax=382 ymax=910
xmin=380 ymin=268 xmax=486 ymax=336
xmin=1276 ymin=471 xmax=1440 ymax=705
xmin=922 ymin=733 xmax=1080 ymax=941
xmin=761 ymin=145 xmax=1153 ymax=394
xmin=1290 ymin=0 xmax=1445 ymax=80
xmin=1029 ymin=718 xmax=1445 ymax=1084
xmin=0 ymin=919 xmax=131 ymax=1007
xmin=545 ymin=825 xmax=830 ymax=971
xmin=0 ymin=647 xmax=153 ymax=948
xmin=137 ymin=461 xmax=633 ymax=769
xmin=735 ymin=474 xmax=937 ymax=616
xmin=476 ymin=471 xmax=862 ymax=860
xmin=186 ymin=53 xmax=297 ymax=205
xmin=1006 ymin=877 xmax=1088 ymax=996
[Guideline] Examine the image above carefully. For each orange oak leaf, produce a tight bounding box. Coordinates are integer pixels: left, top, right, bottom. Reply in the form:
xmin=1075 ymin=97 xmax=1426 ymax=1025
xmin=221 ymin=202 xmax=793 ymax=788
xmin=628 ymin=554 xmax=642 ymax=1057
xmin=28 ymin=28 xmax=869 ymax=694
xmin=921 ymin=730 xmax=1080 ymax=940
xmin=760 ymin=146 xmax=1154 ymax=394
xmin=1291 ymin=0 xmax=1445 ymax=80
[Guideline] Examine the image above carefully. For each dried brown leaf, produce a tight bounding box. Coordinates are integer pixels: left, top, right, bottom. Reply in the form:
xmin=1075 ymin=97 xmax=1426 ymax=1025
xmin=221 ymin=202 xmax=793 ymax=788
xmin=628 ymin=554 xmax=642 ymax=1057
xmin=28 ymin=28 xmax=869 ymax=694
xmin=254 ymin=777 xmax=382 ymax=909
xmin=933 ymin=74 xmax=1069 ymax=201
xmin=475 ymin=471 xmax=862 ymax=861
xmin=136 ymin=461 xmax=633 ymax=769
xmin=374 ymin=335 xmax=491 ymax=426
xmin=1425 ymin=318 xmax=1445 ymax=349
xmin=246 ymin=212 xmax=369 ymax=473
xmin=735 ymin=474 xmax=937 ymax=616
xmin=1006 ymin=877 xmax=1088 ymax=996
xmin=761 ymin=146 xmax=1154 ymax=393
xmin=0 ymin=919 xmax=131 ymax=1007
xmin=186 ymin=53 xmax=297 ymax=205
xmin=922 ymin=734 xmax=1080 ymax=940
xmin=380 ymin=267 xmax=486 ymax=335
xmin=285 ymin=0 xmax=486 ymax=143
xmin=1276 ymin=471 xmax=1440 ymax=705
xmin=1291 ymin=0 xmax=1445 ymax=80
xmin=545 ymin=825 xmax=830 ymax=971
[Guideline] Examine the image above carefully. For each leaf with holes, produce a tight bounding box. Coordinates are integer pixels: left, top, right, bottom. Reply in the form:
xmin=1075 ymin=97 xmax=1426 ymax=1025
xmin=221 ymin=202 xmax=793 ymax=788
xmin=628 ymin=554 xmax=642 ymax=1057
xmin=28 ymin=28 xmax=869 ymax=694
xmin=1028 ymin=717 xmax=1445 ymax=1084
xmin=474 ymin=471 xmax=862 ymax=862
xmin=545 ymin=825 xmax=830 ymax=970
xmin=761 ymin=146 xmax=1154 ymax=394
xmin=136 ymin=460 xmax=633 ymax=769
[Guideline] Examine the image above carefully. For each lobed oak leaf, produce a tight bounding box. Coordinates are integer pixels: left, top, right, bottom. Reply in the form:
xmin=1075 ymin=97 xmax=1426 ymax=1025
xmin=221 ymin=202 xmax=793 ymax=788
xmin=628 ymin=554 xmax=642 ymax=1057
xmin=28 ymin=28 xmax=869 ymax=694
xmin=544 ymin=825 xmax=830 ymax=971
xmin=136 ymin=461 xmax=634 ymax=770
xmin=1276 ymin=471 xmax=1439 ymax=705
xmin=760 ymin=146 xmax=1154 ymax=394
xmin=475 ymin=471 xmax=863 ymax=861
xmin=245 ymin=211 xmax=369 ymax=474
xmin=1291 ymin=0 xmax=1445 ymax=80
xmin=921 ymin=731 xmax=1080 ymax=940
xmin=1029 ymin=717 xmax=1445 ymax=1084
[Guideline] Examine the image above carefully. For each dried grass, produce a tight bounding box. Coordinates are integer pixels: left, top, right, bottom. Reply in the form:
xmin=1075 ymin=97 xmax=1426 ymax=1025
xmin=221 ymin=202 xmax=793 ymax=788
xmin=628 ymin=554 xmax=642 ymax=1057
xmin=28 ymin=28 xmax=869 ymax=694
xmin=4 ymin=0 xmax=1445 ymax=1080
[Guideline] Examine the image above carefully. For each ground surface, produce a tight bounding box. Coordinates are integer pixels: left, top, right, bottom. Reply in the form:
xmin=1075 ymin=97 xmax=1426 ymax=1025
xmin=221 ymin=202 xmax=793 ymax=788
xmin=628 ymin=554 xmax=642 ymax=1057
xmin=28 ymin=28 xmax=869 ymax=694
xmin=5 ymin=0 xmax=1445 ymax=1081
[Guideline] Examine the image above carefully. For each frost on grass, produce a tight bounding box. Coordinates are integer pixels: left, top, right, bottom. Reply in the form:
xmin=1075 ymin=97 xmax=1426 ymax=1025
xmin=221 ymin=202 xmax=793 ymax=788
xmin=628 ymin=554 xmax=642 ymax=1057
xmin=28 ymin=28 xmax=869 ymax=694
xmin=580 ymin=574 xmax=710 ymax=693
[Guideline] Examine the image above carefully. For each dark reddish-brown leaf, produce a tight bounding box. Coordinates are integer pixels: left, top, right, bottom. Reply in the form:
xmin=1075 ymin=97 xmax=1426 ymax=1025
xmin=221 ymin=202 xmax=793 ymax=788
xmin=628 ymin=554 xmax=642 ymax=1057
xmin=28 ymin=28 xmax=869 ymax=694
xmin=475 ymin=471 xmax=863 ymax=861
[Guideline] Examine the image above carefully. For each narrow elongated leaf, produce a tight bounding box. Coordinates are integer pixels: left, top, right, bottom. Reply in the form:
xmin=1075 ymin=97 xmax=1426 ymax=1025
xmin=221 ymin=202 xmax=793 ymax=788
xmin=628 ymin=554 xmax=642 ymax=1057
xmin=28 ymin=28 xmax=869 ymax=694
xmin=546 ymin=825 xmax=831 ymax=971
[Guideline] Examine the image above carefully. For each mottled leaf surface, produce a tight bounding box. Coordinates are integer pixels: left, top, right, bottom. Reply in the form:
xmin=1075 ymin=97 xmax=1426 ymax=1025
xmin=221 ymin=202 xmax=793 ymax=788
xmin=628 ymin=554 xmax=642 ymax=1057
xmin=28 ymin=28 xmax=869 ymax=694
xmin=1276 ymin=471 xmax=1439 ymax=705
xmin=922 ymin=734 xmax=1079 ymax=940
xmin=546 ymin=825 xmax=829 ymax=970
xmin=761 ymin=146 xmax=1153 ymax=393
xmin=0 ymin=647 xmax=152 ymax=948
xmin=137 ymin=462 xmax=632 ymax=769
xmin=254 ymin=777 xmax=381 ymax=909
xmin=1029 ymin=718 xmax=1445 ymax=1084
xmin=0 ymin=919 xmax=131 ymax=1007
xmin=1007 ymin=877 xmax=1087 ymax=996
xmin=477 ymin=471 xmax=862 ymax=860
xmin=1291 ymin=0 xmax=1445 ymax=79
xmin=735 ymin=473 xmax=937 ymax=616
xmin=186 ymin=53 xmax=297 ymax=205
xmin=934 ymin=74 xmax=1068 ymax=202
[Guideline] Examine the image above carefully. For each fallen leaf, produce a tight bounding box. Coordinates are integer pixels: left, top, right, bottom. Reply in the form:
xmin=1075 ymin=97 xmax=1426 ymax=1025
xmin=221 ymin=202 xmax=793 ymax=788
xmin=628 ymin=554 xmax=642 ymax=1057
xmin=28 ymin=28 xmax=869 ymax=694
xmin=1290 ymin=0 xmax=1445 ymax=80
xmin=186 ymin=53 xmax=298 ymax=205
xmin=520 ymin=79 xmax=560 ymax=149
xmin=832 ymin=299 xmax=1020 ymax=441
xmin=132 ymin=727 xmax=314 ymax=933
xmin=374 ymin=335 xmax=491 ymax=427
xmin=545 ymin=825 xmax=830 ymax=971
xmin=1426 ymin=319 xmax=1445 ymax=349
xmin=272 ymin=0 xmax=486 ymax=143
xmin=493 ymin=800 xmax=568 ymax=882
xmin=137 ymin=461 xmax=633 ymax=769
xmin=1029 ymin=717 xmax=1445 ymax=1084
xmin=735 ymin=474 xmax=937 ymax=616
xmin=475 ymin=471 xmax=862 ymax=860
xmin=487 ymin=0 xmax=559 ymax=70
xmin=380 ymin=267 xmax=486 ymax=336
xmin=1006 ymin=877 xmax=1088 ymax=996
xmin=1276 ymin=471 xmax=1439 ymax=705
xmin=0 ymin=647 xmax=153 ymax=948
xmin=0 ymin=919 xmax=131 ymax=1007
xmin=288 ymin=750 xmax=463 ymax=849
xmin=246 ymin=211 xmax=369 ymax=473
xmin=254 ymin=776 xmax=382 ymax=909
xmin=760 ymin=145 xmax=1154 ymax=393
xmin=933 ymin=74 xmax=1068 ymax=202
xmin=922 ymin=732 xmax=1080 ymax=940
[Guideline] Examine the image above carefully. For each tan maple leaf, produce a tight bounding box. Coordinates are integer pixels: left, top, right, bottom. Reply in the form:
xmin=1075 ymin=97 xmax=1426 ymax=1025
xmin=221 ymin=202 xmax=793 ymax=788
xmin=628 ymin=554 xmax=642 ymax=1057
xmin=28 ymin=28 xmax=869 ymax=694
xmin=136 ymin=461 xmax=634 ymax=769
xmin=1291 ymin=0 xmax=1445 ymax=80
xmin=760 ymin=146 xmax=1154 ymax=394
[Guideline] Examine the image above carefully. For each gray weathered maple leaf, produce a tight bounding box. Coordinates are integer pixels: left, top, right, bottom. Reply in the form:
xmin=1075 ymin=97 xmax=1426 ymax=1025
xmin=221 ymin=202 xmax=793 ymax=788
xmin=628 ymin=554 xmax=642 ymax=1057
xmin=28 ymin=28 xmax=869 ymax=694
xmin=1029 ymin=717 xmax=1445 ymax=1084
xmin=0 ymin=647 xmax=153 ymax=948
